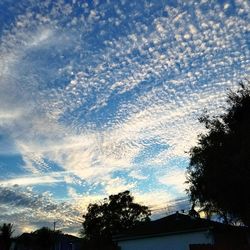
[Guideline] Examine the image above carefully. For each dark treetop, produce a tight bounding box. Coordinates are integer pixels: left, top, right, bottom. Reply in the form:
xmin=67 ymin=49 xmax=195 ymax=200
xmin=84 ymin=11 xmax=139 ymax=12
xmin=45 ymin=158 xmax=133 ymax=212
xmin=82 ymin=190 xmax=151 ymax=249
xmin=187 ymin=81 xmax=250 ymax=225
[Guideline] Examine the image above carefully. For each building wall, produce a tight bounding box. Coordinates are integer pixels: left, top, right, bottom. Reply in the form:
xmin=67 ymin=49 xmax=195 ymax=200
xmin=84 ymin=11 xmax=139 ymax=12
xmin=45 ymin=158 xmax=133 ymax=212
xmin=117 ymin=231 xmax=214 ymax=250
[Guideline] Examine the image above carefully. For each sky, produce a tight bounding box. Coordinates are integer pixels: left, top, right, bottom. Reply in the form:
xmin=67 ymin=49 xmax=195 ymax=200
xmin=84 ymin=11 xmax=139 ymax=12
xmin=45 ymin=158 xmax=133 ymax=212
xmin=0 ymin=0 xmax=249 ymax=236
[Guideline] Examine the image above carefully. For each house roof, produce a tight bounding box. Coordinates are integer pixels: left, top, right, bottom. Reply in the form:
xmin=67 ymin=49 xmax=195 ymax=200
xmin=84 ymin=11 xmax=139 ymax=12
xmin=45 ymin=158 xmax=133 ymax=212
xmin=113 ymin=212 xmax=249 ymax=241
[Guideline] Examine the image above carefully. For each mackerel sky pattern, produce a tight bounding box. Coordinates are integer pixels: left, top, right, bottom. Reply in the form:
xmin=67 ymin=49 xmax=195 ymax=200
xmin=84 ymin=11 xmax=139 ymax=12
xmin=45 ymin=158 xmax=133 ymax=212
xmin=0 ymin=0 xmax=249 ymax=235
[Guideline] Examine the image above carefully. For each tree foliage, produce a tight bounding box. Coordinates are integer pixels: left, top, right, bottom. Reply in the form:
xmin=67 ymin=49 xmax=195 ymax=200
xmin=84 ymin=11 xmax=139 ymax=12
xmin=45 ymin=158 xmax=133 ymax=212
xmin=82 ymin=190 xmax=151 ymax=249
xmin=187 ymin=81 xmax=250 ymax=225
xmin=32 ymin=227 xmax=58 ymax=250
xmin=0 ymin=223 xmax=14 ymax=250
xmin=16 ymin=227 xmax=62 ymax=250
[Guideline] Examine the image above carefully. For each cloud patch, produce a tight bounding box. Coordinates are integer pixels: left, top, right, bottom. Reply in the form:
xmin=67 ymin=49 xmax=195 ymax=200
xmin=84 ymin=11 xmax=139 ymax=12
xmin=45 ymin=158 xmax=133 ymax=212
xmin=0 ymin=0 xmax=249 ymax=235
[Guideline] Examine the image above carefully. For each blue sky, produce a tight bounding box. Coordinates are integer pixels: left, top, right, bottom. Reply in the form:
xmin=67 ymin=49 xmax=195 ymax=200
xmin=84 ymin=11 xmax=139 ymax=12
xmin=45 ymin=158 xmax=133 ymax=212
xmin=0 ymin=0 xmax=249 ymax=235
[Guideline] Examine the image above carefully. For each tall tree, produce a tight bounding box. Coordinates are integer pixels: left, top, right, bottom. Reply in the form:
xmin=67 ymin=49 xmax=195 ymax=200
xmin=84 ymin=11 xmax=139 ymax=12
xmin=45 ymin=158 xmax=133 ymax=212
xmin=32 ymin=227 xmax=57 ymax=250
xmin=15 ymin=227 xmax=64 ymax=250
xmin=187 ymin=81 xmax=250 ymax=225
xmin=0 ymin=223 xmax=14 ymax=250
xmin=82 ymin=190 xmax=151 ymax=249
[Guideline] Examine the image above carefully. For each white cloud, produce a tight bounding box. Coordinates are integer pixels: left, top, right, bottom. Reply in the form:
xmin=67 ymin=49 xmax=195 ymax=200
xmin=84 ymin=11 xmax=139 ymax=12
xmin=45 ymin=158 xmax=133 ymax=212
xmin=104 ymin=177 xmax=136 ymax=195
xmin=0 ymin=175 xmax=63 ymax=187
xmin=129 ymin=170 xmax=148 ymax=180
xmin=158 ymin=169 xmax=187 ymax=194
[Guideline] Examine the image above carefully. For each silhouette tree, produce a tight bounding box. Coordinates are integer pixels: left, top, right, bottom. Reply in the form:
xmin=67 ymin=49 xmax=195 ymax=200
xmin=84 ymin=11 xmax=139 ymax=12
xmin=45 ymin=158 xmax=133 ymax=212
xmin=82 ymin=190 xmax=151 ymax=250
xmin=0 ymin=223 xmax=14 ymax=250
xmin=15 ymin=227 xmax=76 ymax=250
xmin=32 ymin=227 xmax=55 ymax=250
xmin=187 ymin=81 xmax=250 ymax=225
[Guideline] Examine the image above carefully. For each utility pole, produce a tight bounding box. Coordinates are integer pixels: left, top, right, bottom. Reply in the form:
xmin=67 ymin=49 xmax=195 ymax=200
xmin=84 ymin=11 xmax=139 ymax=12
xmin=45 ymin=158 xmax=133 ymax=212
xmin=53 ymin=221 xmax=57 ymax=231
xmin=53 ymin=221 xmax=57 ymax=250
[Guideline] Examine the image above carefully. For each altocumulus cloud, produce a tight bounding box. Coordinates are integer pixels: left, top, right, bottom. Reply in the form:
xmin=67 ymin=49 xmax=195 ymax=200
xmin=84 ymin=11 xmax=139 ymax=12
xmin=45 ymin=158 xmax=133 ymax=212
xmin=0 ymin=0 xmax=249 ymax=235
xmin=0 ymin=185 xmax=82 ymax=235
